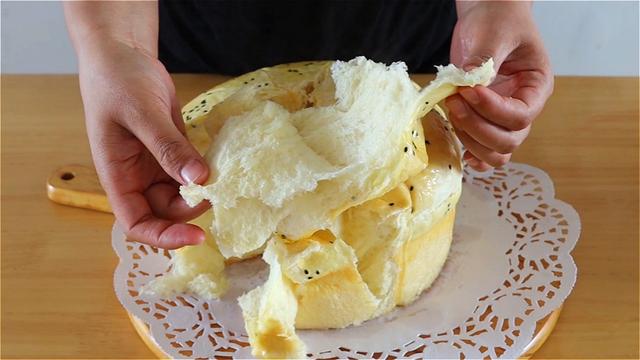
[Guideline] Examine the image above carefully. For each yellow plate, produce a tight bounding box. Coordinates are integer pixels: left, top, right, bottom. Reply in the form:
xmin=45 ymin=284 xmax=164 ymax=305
xmin=127 ymin=307 xmax=563 ymax=359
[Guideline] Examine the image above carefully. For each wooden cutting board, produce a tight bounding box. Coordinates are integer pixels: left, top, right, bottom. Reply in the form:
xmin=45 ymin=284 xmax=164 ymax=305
xmin=46 ymin=164 xmax=112 ymax=213
xmin=46 ymin=164 xmax=562 ymax=359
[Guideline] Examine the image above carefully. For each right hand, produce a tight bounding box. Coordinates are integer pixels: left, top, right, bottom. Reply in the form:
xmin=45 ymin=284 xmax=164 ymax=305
xmin=78 ymin=37 xmax=210 ymax=249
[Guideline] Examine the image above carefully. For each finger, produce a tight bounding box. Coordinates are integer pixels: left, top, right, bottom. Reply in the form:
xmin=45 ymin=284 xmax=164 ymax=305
xmin=446 ymin=95 xmax=529 ymax=154
xmin=170 ymin=92 xmax=187 ymax=135
xmin=463 ymin=151 xmax=492 ymax=172
xmin=127 ymin=108 xmax=208 ymax=185
xmin=145 ymin=182 xmax=211 ymax=221
xmin=129 ymin=220 xmax=205 ymax=250
xmin=456 ymin=130 xmax=511 ymax=168
xmin=454 ymin=36 xmax=515 ymax=72
xmin=458 ymin=75 xmax=549 ymax=131
xmin=112 ymin=190 xmax=205 ymax=249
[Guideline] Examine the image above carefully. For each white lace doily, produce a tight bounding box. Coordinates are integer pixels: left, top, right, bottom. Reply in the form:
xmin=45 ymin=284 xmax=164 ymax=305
xmin=113 ymin=162 xmax=580 ymax=359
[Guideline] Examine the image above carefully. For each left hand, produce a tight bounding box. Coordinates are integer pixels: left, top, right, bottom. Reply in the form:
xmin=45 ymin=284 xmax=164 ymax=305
xmin=447 ymin=1 xmax=554 ymax=171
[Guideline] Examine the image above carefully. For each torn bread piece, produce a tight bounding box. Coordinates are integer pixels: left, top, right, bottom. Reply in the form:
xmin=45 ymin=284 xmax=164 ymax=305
xmin=141 ymin=211 xmax=228 ymax=299
xmin=181 ymin=57 xmax=430 ymax=259
xmin=238 ymin=238 xmax=307 ymax=359
xmin=240 ymin=108 xmax=466 ymax=359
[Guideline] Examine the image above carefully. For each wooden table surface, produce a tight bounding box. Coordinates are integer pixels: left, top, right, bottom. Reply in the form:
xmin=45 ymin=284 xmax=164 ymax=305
xmin=1 ymin=74 xmax=638 ymax=359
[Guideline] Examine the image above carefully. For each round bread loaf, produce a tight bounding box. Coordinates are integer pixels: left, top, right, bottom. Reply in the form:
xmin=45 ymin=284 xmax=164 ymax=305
xmin=144 ymin=57 xmax=497 ymax=358
xmin=180 ymin=61 xmax=462 ymax=358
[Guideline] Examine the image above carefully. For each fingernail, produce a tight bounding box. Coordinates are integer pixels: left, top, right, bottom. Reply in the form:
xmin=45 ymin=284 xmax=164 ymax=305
xmin=462 ymin=56 xmax=488 ymax=71
xmin=448 ymin=98 xmax=468 ymax=118
xmin=180 ymin=159 xmax=206 ymax=184
xmin=463 ymin=151 xmax=474 ymax=161
xmin=190 ymin=230 xmax=206 ymax=245
xmin=466 ymin=156 xmax=480 ymax=167
xmin=460 ymin=88 xmax=480 ymax=105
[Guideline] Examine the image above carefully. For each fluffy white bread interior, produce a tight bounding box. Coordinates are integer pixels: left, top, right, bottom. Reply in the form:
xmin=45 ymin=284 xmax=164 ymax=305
xmin=181 ymin=57 xmax=428 ymax=258
xmin=238 ymin=109 xmax=465 ymax=359
xmin=337 ymin=109 xmax=465 ymax=311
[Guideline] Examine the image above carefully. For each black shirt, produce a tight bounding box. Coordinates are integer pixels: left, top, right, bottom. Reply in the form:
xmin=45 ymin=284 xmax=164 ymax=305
xmin=158 ymin=0 xmax=457 ymax=75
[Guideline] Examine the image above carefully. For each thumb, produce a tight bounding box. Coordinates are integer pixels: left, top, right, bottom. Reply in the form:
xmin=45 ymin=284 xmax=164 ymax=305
xmin=462 ymin=54 xmax=502 ymax=72
xmin=458 ymin=39 xmax=513 ymax=73
xmin=131 ymin=110 xmax=209 ymax=185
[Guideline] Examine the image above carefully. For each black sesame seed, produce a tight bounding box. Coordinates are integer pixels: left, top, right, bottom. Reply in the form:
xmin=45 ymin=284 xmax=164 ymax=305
xmin=315 ymin=270 xmax=320 ymax=275
xmin=304 ymin=269 xmax=309 ymax=275
xmin=425 ymin=140 xmax=431 ymax=145
xmin=188 ymin=109 xmax=194 ymax=113
xmin=200 ymin=100 xmax=206 ymax=104
xmin=448 ymin=164 xmax=452 ymax=169
xmin=412 ymin=142 xmax=417 ymax=149
xmin=264 ymin=83 xmax=269 ymax=86
xmin=250 ymin=77 xmax=255 ymax=80
xmin=444 ymin=126 xmax=449 ymax=131
xmin=191 ymin=124 xmax=197 ymax=128
xmin=409 ymin=186 xmax=414 ymax=191
xmin=307 ymin=276 xmax=313 ymax=280
xmin=389 ymin=203 xmax=395 ymax=206
xmin=281 ymin=234 xmax=287 ymax=239
xmin=403 ymin=146 xmax=408 ymax=153
xmin=244 ymin=81 xmax=248 ymax=84
xmin=425 ymin=101 xmax=430 ymax=104
xmin=186 ymin=116 xmax=192 ymax=120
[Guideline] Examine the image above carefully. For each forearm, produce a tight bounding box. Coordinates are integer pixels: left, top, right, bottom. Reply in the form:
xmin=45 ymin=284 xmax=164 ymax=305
xmin=63 ymin=0 xmax=159 ymax=59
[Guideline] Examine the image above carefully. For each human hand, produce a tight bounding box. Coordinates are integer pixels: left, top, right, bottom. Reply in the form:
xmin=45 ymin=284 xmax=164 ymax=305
xmin=77 ymin=37 xmax=210 ymax=249
xmin=447 ymin=1 xmax=554 ymax=171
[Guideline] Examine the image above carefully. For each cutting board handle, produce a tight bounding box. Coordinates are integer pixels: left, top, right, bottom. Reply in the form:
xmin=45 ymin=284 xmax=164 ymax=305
xmin=47 ymin=164 xmax=112 ymax=213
